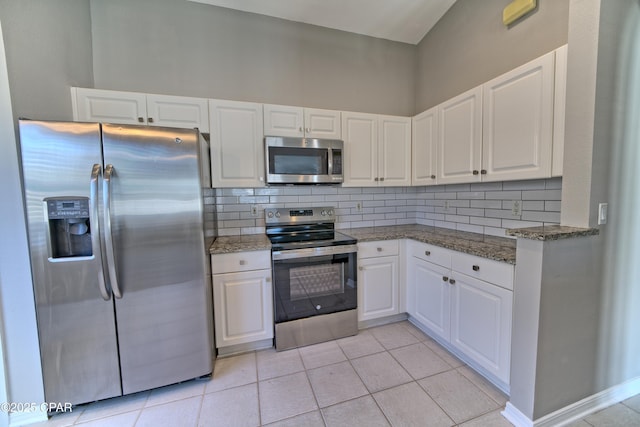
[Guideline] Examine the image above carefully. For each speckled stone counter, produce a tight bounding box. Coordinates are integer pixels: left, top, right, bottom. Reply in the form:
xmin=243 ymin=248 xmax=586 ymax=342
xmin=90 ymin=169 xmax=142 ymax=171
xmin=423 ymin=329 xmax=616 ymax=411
xmin=342 ymin=224 xmax=517 ymax=264
xmin=209 ymin=234 xmax=272 ymax=254
xmin=506 ymin=225 xmax=600 ymax=241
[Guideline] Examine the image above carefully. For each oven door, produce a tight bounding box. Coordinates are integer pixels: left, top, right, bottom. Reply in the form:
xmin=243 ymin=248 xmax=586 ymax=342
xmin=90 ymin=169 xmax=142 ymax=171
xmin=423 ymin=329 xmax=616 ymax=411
xmin=272 ymin=245 xmax=357 ymax=323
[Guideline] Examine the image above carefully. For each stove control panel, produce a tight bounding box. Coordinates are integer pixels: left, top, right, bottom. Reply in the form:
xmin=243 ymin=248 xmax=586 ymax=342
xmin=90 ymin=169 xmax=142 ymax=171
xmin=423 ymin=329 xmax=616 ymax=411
xmin=265 ymin=206 xmax=335 ymax=224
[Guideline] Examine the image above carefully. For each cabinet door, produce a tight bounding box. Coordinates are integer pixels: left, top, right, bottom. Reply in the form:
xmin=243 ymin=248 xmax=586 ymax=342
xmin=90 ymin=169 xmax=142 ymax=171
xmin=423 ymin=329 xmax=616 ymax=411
xmin=342 ymin=112 xmax=378 ymax=187
xmin=73 ymin=88 xmax=147 ymax=125
xmin=438 ymin=87 xmax=482 ymax=184
xmin=552 ymin=45 xmax=568 ymax=177
xmin=212 ymin=269 xmax=273 ymax=348
xmin=412 ymin=107 xmax=438 ymax=186
xmin=378 ymin=116 xmax=411 ymax=187
xmin=146 ymin=94 xmax=209 ymax=132
xmin=450 ymin=272 xmax=512 ymax=384
xmin=410 ymin=258 xmax=451 ymax=342
xmin=209 ymin=99 xmax=265 ymax=187
xmin=482 ymin=51 xmax=554 ymax=182
xmin=304 ymin=108 xmax=341 ymax=139
xmin=263 ymin=104 xmax=304 ymax=137
xmin=358 ymin=256 xmax=399 ymax=322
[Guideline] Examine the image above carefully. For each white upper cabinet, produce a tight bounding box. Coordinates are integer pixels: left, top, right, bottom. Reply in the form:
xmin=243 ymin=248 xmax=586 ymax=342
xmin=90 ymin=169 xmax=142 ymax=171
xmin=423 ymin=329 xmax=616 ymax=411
xmin=438 ymin=87 xmax=483 ymax=185
xmin=482 ymin=50 xmax=555 ymax=182
xmin=72 ymin=88 xmax=209 ymax=132
xmin=73 ymin=88 xmax=147 ymax=126
xmin=552 ymin=45 xmax=568 ymax=177
xmin=342 ymin=112 xmax=378 ymax=186
xmin=209 ymin=99 xmax=265 ymax=188
xmin=412 ymin=106 xmax=438 ymax=186
xmin=378 ymin=115 xmax=412 ymax=186
xmin=342 ymin=112 xmax=411 ymax=187
xmin=145 ymin=94 xmax=209 ymax=132
xmin=263 ymin=104 xmax=341 ymax=139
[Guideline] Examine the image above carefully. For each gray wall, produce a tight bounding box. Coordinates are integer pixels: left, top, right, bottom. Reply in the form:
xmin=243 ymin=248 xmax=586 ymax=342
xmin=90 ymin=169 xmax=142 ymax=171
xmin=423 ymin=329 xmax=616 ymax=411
xmin=90 ymin=0 xmax=416 ymax=116
xmin=0 ymin=0 xmax=93 ymax=121
xmin=415 ymin=0 xmax=570 ymax=112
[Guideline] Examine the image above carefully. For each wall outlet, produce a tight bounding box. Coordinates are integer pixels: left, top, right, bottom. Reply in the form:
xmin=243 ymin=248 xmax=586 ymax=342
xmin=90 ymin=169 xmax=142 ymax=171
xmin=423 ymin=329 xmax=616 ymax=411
xmin=250 ymin=205 xmax=259 ymax=217
xmin=511 ymin=200 xmax=522 ymax=216
xmin=598 ymin=203 xmax=608 ymax=225
xmin=444 ymin=200 xmax=450 ymax=211
xmin=356 ymin=202 xmax=362 ymax=212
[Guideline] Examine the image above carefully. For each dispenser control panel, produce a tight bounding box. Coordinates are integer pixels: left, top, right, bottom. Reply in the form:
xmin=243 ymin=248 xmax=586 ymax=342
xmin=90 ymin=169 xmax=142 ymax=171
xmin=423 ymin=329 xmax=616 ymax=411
xmin=46 ymin=198 xmax=90 ymax=219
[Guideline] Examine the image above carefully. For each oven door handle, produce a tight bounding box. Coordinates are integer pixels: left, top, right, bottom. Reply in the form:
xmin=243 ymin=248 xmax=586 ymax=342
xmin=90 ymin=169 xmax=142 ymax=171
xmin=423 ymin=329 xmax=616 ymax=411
xmin=272 ymin=244 xmax=357 ymax=260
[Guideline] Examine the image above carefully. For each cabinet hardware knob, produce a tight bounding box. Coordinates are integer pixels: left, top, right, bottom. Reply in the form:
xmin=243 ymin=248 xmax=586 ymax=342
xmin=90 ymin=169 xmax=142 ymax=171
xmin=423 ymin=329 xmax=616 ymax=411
xmin=431 ymin=175 xmax=436 ymax=179
xmin=425 ymin=251 xmax=431 ymax=256
xmin=380 ymin=177 xmax=385 ymax=182
xmin=299 ymin=127 xmax=303 ymax=132
xmin=449 ymin=278 xmax=456 ymax=285
xmin=266 ymin=277 xmax=271 ymax=283
xmin=148 ymin=117 xmax=154 ymax=123
xmin=472 ymin=265 xmax=480 ymax=271
xmin=359 ymin=266 xmax=363 ymax=271
xmin=377 ymin=247 xmax=383 ymax=252
xmin=239 ymin=260 xmax=246 ymax=265
xmin=481 ymin=169 xmax=487 ymax=175
xmin=374 ymin=177 xmax=379 ymax=181
xmin=472 ymin=170 xmax=479 ymax=175
xmin=306 ymin=128 xmax=310 ymax=133
xmin=138 ymin=117 xmax=144 ymax=123
xmin=442 ymin=276 xmax=449 ymax=282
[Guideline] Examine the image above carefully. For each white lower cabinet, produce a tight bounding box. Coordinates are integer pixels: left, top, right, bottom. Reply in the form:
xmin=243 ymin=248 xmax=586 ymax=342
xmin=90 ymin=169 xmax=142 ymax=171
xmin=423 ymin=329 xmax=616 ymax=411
xmin=211 ymin=251 xmax=273 ymax=349
xmin=357 ymin=240 xmax=400 ymax=322
xmin=406 ymin=240 xmax=514 ymax=386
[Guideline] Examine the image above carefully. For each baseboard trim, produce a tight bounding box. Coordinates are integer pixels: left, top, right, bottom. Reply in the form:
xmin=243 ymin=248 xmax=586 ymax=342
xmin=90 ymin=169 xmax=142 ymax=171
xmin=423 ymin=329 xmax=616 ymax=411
xmin=9 ymin=409 xmax=47 ymax=427
xmin=502 ymin=376 xmax=640 ymax=427
xmin=216 ymin=338 xmax=273 ymax=357
xmin=358 ymin=313 xmax=408 ymax=330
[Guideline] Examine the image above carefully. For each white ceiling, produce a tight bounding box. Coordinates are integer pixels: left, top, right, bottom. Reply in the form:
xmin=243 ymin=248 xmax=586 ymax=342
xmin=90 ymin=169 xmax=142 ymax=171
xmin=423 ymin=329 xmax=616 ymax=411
xmin=188 ymin=0 xmax=457 ymax=45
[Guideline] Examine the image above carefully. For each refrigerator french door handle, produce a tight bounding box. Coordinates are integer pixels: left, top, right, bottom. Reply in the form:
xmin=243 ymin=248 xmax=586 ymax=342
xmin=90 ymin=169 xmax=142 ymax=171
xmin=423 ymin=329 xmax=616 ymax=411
xmin=91 ymin=164 xmax=111 ymax=301
xmin=103 ymin=164 xmax=122 ymax=299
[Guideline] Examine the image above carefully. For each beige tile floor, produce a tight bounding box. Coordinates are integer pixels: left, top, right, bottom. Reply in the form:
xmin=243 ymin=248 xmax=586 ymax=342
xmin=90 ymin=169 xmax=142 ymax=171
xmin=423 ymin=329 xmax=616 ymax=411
xmin=31 ymin=321 xmax=640 ymax=427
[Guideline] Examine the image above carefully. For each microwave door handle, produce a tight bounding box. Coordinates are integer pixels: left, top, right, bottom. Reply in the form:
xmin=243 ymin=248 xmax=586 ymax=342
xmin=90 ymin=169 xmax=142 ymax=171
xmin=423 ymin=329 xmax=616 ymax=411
xmin=328 ymin=148 xmax=333 ymax=176
xmin=90 ymin=164 xmax=111 ymax=301
xmin=103 ymin=164 xmax=122 ymax=299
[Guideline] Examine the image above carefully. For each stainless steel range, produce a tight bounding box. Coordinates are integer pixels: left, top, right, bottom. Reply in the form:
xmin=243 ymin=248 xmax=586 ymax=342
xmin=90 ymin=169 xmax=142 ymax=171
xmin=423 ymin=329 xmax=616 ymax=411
xmin=266 ymin=207 xmax=358 ymax=351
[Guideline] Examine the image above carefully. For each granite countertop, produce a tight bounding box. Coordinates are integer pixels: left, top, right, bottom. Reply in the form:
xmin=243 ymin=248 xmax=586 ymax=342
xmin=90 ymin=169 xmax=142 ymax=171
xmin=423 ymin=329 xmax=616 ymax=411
xmin=209 ymin=234 xmax=272 ymax=254
xmin=342 ymin=224 xmax=517 ymax=264
xmin=209 ymin=224 xmax=517 ymax=264
xmin=506 ymin=225 xmax=600 ymax=241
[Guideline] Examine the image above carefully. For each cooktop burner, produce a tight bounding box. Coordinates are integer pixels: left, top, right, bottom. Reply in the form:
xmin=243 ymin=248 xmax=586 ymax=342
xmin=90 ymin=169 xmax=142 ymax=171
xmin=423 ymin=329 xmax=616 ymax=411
xmin=265 ymin=207 xmax=357 ymax=250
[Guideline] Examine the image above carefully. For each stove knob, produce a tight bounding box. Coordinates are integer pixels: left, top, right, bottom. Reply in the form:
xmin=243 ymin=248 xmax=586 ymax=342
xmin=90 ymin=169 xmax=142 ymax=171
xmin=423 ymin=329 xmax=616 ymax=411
xmin=267 ymin=211 xmax=274 ymax=218
xmin=275 ymin=212 xmax=281 ymax=218
xmin=321 ymin=210 xmax=327 ymax=216
xmin=328 ymin=209 xmax=334 ymax=216
xmin=316 ymin=305 xmax=321 ymax=310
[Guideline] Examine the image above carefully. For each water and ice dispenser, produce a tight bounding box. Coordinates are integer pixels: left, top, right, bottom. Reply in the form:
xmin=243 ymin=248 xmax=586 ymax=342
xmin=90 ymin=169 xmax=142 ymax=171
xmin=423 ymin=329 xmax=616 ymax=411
xmin=45 ymin=197 xmax=92 ymax=258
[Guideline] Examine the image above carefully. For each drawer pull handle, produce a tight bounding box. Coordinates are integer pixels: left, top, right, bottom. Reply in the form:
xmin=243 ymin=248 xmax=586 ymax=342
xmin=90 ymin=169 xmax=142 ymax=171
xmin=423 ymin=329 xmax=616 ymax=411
xmin=442 ymin=276 xmax=448 ymax=282
xmin=265 ymin=277 xmax=271 ymax=283
xmin=377 ymin=247 xmax=383 ymax=252
xmin=239 ymin=260 xmax=246 ymax=265
xmin=359 ymin=266 xmax=363 ymax=271
xmin=472 ymin=265 xmax=480 ymax=271
xmin=449 ymin=278 xmax=456 ymax=285
xmin=425 ymin=250 xmax=431 ymax=256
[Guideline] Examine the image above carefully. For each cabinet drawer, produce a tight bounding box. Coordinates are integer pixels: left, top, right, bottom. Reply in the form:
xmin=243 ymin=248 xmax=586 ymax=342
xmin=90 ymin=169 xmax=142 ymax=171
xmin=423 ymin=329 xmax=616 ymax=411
xmin=451 ymin=252 xmax=514 ymax=290
xmin=211 ymin=250 xmax=271 ymax=274
xmin=408 ymin=240 xmax=451 ymax=268
xmin=358 ymin=240 xmax=399 ymax=259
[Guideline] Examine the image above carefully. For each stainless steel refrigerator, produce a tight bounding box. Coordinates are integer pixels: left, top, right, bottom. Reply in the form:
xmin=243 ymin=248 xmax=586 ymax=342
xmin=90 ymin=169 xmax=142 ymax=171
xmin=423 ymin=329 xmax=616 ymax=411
xmin=18 ymin=120 xmax=213 ymax=406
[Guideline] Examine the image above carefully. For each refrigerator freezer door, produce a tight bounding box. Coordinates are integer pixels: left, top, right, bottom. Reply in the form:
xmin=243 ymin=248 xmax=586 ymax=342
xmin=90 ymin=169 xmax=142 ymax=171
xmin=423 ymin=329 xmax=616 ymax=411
xmin=18 ymin=120 xmax=122 ymax=405
xmin=101 ymin=124 xmax=212 ymax=394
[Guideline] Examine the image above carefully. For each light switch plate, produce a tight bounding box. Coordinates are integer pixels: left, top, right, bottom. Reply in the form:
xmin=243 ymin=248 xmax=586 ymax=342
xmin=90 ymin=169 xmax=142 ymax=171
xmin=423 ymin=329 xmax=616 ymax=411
xmin=598 ymin=203 xmax=608 ymax=225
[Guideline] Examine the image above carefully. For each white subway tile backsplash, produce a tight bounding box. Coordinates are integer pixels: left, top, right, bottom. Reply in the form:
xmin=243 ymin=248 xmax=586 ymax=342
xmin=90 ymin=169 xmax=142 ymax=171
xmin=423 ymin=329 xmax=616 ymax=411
xmin=212 ymin=178 xmax=563 ymax=237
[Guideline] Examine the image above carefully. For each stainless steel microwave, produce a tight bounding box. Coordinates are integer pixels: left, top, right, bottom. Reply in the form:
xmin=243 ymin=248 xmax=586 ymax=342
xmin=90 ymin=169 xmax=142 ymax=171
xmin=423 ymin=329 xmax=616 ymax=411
xmin=265 ymin=136 xmax=344 ymax=184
